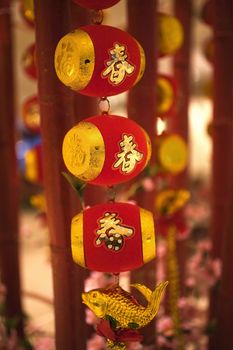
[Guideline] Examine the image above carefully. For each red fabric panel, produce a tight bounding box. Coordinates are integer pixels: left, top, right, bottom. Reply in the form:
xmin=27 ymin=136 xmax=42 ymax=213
xmin=86 ymin=115 xmax=150 ymax=185
xmin=80 ymin=25 xmax=143 ymax=97
xmin=83 ymin=202 xmax=143 ymax=273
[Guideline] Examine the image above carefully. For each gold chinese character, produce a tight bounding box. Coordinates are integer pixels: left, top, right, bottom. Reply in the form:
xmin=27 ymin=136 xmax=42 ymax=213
xmin=95 ymin=212 xmax=134 ymax=252
xmin=102 ymin=43 xmax=135 ymax=85
xmin=113 ymin=134 xmax=143 ymax=174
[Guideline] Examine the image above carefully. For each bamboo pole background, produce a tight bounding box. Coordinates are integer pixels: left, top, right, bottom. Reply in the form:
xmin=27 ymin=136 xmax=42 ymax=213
xmin=172 ymin=0 xmax=192 ymax=296
xmin=0 ymin=0 xmax=24 ymax=338
xmin=209 ymin=0 xmax=233 ymax=349
xmin=34 ymin=1 xmax=87 ymax=349
xmin=127 ymin=0 xmax=157 ymax=345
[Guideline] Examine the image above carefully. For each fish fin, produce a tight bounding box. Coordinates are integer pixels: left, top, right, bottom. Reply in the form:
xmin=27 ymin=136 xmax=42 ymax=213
xmin=128 ymin=322 xmax=140 ymax=329
xmin=148 ymin=281 xmax=168 ymax=317
xmin=130 ymin=283 xmax=152 ymax=302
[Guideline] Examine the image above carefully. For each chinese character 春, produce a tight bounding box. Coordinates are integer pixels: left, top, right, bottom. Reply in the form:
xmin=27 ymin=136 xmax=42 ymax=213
xmin=95 ymin=212 xmax=134 ymax=252
xmin=113 ymin=134 xmax=143 ymax=174
xmin=102 ymin=43 xmax=135 ymax=85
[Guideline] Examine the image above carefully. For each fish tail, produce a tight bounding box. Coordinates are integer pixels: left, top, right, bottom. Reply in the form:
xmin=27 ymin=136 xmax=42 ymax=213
xmin=147 ymin=281 xmax=168 ymax=317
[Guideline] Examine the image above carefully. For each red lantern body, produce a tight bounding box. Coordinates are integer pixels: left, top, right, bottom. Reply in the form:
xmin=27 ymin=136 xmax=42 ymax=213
xmin=54 ymin=25 xmax=145 ymax=97
xmin=22 ymin=95 xmax=40 ymax=133
xmin=22 ymin=43 xmax=37 ymax=80
xmin=62 ymin=115 xmax=151 ymax=186
xmin=72 ymin=0 xmax=120 ymax=9
xmin=71 ymin=202 xmax=156 ymax=273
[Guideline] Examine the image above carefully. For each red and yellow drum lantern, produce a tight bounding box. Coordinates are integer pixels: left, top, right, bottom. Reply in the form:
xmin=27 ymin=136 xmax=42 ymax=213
xmin=72 ymin=202 xmax=155 ymax=273
xmin=24 ymin=143 xmax=43 ymax=185
xmin=22 ymin=95 xmax=40 ymax=133
xmin=22 ymin=43 xmax=37 ymax=80
xmin=62 ymin=115 xmax=151 ymax=186
xmin=157 ymin=74 xmax=177 ymax=118
xmin=54 ymin=25 xmax=145 ymax=97
xmin=72 ymin=0 xmax=120 ymax=9
xmin=157 ymin=134 xmax=188 ymax=174
xmin=158 ymin=13 xmax=184 ymax=57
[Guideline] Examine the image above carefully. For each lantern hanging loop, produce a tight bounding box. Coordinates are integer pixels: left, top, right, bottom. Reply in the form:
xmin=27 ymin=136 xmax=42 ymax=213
xmin=91 ymin=9 xmax=103 ymax=24
xmin=99 ymin=97 xmax=111 ymax=115
xmin=107 ymin=185 xmax=116 ymax=202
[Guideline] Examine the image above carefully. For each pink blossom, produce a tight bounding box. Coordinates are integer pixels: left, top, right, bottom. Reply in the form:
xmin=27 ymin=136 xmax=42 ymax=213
xmin=141 ymin=178 xmax=155 ymax=192
xmin=87 ymin=334 xmax=105 ymax=350
xmin=85 ymin=308 xmax=98 ymax=325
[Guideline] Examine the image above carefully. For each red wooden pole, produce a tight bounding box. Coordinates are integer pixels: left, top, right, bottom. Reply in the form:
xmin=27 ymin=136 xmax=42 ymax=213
xmin=209 ymin=1 xmax=233 ymax=349
xmin=127 ymin=0 xmax=157 ymax=345
xmin=34 ymin=1 xmax=87 ymax=349
xmin=0 ymin=0 xmax=24 ymax=338
xmin=172 ymin=0 xmax=192 ymax=296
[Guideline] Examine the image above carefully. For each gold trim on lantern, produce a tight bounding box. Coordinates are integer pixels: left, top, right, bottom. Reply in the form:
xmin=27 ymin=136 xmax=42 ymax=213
xmin=134 ymin=41 xmax=146 ymax=86
xmin=158 ymin=134 xmax=188 ymax=174
xmin=62 ymin=121 xmax=105 ymax=182
xmin=54 ymin=29 xmax=95 ymax=91
xmin=71 ymin=212 xmax=85 ymax=268
xmin=25 ymin=149 xmax=38 ymax=182
xmin=140 ymin=208 xmax=156 ymax=264
xmin=144 ymin=130 xmax=152 ymax=166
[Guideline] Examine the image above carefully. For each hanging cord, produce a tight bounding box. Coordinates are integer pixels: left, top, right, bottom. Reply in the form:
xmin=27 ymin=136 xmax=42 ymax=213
xmin=91 ymin=9 xmax=103 ymax=25
xmin=99 ymin=96 xmax=111 ymax=115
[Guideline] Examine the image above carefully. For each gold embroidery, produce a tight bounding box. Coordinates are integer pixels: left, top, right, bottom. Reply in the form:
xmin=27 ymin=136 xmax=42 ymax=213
xmin=102 ymin=43 xmax=135 ymax=85
xmin=95 ymin=212 xmax=134 ymax=252
xmin=113 ymin=135 xmax=143 ymax=174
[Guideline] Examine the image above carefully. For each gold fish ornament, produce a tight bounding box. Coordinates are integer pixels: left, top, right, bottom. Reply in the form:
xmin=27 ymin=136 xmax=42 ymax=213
xmin=82 ymin=281 xmax=168 ymax=349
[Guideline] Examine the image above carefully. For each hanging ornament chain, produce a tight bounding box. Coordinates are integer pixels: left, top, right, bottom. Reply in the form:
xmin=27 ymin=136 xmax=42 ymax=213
xmin=91 ymin=9 xmax=104 ymax=24
xmin=167 ymin=225 xmax=184 ymax=349
xmin=99 ymin=96 xmax=111 ymax=115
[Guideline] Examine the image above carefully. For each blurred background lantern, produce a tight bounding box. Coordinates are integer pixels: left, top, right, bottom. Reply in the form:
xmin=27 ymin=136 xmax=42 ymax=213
xmin=23 ymin=142 xmax=43 ymax=185
xmin=21 ymin=43 xmax=37 ymax=80
xmin=158 ymin=13 xmax=184 ymax=57
xmin=156 ymin=74 xmax=177 ymax=118
xmin=21 ymin=95 xmax=40 ymax=134
xmin=156 ymin=134 xmax=188 ymax=174
xmin=71 ymin=202 xmax=155 ymax=273
xmin=72 ymin=0 xmax=121 ymax=9
xmin=54 ymin=25 xmax=145 ymax=96
xmin=62 ymin=115 xmax=151 ymax=186
xmin=20 ymin=0 xmax=34 ymax=26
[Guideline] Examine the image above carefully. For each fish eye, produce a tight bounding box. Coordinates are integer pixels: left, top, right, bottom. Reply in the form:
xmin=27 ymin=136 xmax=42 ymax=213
xmin=92 ymin=292 xmax=97 ymax=298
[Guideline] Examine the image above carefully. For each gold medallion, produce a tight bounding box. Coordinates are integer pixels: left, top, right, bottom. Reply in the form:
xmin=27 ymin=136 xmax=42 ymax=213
xmin=62 ymin=122 xmax=105 ymax=181
xmin=54 ymin=29 xmax=95 ymax=91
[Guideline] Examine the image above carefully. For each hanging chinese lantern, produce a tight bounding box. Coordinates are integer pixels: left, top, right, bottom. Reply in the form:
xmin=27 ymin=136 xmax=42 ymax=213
xmin=72 ymin=0 xmax=120 ymax=9
xmin=22 ymin=43 xmax=37 ymax=80
xmin=54 ymin=25 xmax=145 ymax=97
xmin=22 ymin=95 xmax=40 ymax=133
xmin=24 ymin=143 xmax=43 ymax=185
xmin=158 ymin=13 xmax=184 ymax=57
xmin=62 ymin=115 xmax=151 ymax=186
xmin=157 ymin=134 xmax=188 ymax=174
xmin=157 ymin=74 xmax=177 ymax=118
xmin=72 ymin=202 xmax=155 ymax=273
